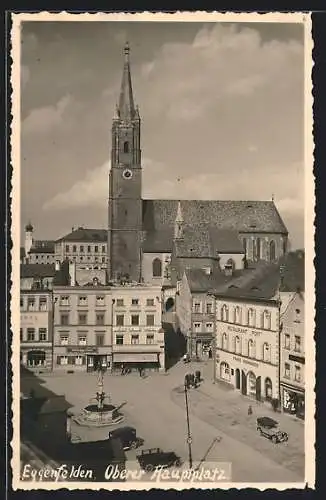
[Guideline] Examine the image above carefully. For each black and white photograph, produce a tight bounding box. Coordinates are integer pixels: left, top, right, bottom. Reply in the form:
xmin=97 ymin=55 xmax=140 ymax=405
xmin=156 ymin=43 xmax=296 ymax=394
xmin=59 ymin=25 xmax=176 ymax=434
xmin=11 ymin=11 xmax=314 ymax=490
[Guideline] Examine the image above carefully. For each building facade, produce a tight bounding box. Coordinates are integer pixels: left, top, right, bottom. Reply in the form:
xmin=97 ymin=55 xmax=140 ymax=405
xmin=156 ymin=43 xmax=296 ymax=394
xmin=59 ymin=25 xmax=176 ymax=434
xmin=20 ymin=289 xmax=53 ymax=370
xmin=54 ymin=227 xmax=108 ymax=270
xmin=53 ymin=284 xmax=113 ymax=372
xmin=280 ymin=291 xmax=305 ymax=417
xmin=214 ymin=294 xmax=280 ymax=401
xmin=111 ymin=285 xmax=165 ymax=372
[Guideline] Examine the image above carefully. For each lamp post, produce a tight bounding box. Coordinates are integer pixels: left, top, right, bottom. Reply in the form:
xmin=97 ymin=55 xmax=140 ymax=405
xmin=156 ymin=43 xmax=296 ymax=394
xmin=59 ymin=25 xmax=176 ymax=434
xmin=184 ymin=382 xmax=193 ymax=469
xmin=51 ymin=294 xmax=58 ymax=372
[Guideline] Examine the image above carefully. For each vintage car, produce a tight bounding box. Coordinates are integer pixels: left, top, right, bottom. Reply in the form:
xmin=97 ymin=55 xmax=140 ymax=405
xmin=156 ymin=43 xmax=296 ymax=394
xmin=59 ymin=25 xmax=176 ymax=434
xmin=256 ymin=417 xmax=288 ymax=444
xmin=108 ymin=426 xmax=144 ymax=451
xmin=137 ymin=447 xmax=182 ymax=470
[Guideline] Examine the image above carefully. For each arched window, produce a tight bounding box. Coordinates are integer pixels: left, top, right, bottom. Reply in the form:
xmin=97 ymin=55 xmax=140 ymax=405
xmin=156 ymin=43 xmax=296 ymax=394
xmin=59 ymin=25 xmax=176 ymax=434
xmin=262 ymin=310 xmax=271 ymax=330
xmin=269 ymin=240 xmax=276 ymax=262
xmin=152 ymin=258 xmax=162 ymax=277
xmin=222 ymin=333 xmax=228 ymax=351
xmin=247 ymin=308 xmax=255 ymax=327
xmin=123 ymin=141 xmax=129 ymax=153
xmin=248 ymin=339 xmax=255 ymax=358
xmin=256 ymin=238 xmax=261 ymax=260
xmin=234 ymin=306 xmax=241 ymax=324
xmin=262 ymin=342 xmax=271 ymax=362
xmin=221 ymin=304 xmax=229 ymax=322
xmin=235 ymin=335 xmax=241 ymax=354
xmin=243 ymin=238 xmax=247 ymax=254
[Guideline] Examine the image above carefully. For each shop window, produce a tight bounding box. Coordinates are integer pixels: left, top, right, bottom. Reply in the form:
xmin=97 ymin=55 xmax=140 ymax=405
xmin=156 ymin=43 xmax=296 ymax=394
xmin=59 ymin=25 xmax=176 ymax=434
xmin=96 ymin=313 xmax=105 ymax=326
xmin=75 ymin=356 xmax=85 ymax=366
xmin=60 ymin=335 xmax=69 ymax=346
xmin=116 ymin=314 xmax=124 ymax=326
xmin=116 ymin=335 xmax=124 ymax=345
xmin=131 ymin=315 xmax=139 ymax=326
xmin=294 ymin=336 xmax=301 ymax=352
xmin=146 ymin=314 xmax=155 ymax=326
xmin=131 ymin=334 xmax=139 ymax=345
xmin=78 ymin=313 xmax=87 ymax=325
xmin=284 ymin=362 xmax=290 ymax=378
xmin=96 ymin=334 xmax=105 ymax=346
xmin=146 ymin=334 xmax=155 ymax=345
xmin=39 ymin=328 xmax=47 ymax=341
xmin=58 ymin=356 xmax=68 ymax=366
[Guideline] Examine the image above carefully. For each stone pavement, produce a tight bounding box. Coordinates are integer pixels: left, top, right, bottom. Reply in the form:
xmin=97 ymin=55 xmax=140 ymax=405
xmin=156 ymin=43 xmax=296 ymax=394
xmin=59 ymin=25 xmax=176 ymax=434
xmin=169 ymin=360 xmax=305 ymax=477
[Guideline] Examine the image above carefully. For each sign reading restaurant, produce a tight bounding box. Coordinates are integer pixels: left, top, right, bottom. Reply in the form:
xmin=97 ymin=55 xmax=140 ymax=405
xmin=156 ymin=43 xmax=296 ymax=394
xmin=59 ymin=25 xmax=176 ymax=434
xmin=227 ymin=325 xmax=264 ymax=337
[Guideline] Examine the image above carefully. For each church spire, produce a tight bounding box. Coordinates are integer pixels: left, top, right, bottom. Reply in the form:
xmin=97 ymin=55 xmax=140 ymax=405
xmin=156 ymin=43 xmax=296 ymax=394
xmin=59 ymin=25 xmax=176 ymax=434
xmin=174 ymin=201 xmax=184 ymax=240
xmin=118 ymin=42 xmax=136 ymax=121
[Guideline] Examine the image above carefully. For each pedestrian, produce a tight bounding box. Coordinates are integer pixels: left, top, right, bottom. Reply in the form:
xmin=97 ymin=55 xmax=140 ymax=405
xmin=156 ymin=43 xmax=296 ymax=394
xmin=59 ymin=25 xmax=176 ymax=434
xmin=248 ymin=405 xmax=253 ymax=416
xmin=121 ymin=363 xmax=125 ymax=376
xmin=139 ymin=367 xmax=142 ymax=377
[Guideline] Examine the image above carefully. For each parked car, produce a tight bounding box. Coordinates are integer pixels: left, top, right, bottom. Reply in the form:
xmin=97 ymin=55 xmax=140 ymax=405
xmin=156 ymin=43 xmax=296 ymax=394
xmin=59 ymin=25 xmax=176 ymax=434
xmin=256 ymin=417 xmax=288 ymax=444
xmin=108 ymin=426 xmax=144 ymax=450
xmin=137 ymin=448 xmax=182 ymax=470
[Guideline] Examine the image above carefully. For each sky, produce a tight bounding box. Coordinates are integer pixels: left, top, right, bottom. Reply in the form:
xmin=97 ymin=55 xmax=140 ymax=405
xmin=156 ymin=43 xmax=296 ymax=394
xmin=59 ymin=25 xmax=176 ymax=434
xmin=20 ymin=20 xmax=305 ymax=249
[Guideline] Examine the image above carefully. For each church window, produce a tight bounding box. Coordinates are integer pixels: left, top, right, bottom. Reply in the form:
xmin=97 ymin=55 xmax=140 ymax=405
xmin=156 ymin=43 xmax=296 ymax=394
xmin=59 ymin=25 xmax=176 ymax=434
xmin=152 ymin=258 xmax=162 ymax=277
xmin=269 ymin=240 xmax=276 ymax=262
xmin=123 ymin=141 xmax=129 ymax=153
xmin=242 ymin=238 xmax=247 ymax=253
xmin=256 ymin=238 xmax=261 ymax=260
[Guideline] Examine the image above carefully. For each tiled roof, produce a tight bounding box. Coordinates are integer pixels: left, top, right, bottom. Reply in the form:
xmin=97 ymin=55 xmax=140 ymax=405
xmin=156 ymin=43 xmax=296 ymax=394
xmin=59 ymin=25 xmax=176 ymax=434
xmin=29 ymin=240 xmax=55 ymax=254
xmin=185 ymin=268 xmax=245 ymax=293
xmin=53 ymin=260 xmax=70 ymax=286
xmin=209 ymin=229 xmax=244 ymax=253
xmin=20 ymin=263 xmax=56 ymax=279
xmin=142 ymin=199 xmax=287 ymax=234
xmin=142 ymin=229 xmax=174 ymax=253
xmin=213 ymin=252 xmax=304 ymax=300
xmin=56 ymin=228 xmax=108 ymax=243
xmin=175 ymin=226 xmax=214 ymax=258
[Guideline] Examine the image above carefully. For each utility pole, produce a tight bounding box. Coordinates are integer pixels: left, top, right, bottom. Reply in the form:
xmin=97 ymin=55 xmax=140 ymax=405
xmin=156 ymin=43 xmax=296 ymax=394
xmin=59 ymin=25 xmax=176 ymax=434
xmin=184 ymin=383 xmax=193 ymax=469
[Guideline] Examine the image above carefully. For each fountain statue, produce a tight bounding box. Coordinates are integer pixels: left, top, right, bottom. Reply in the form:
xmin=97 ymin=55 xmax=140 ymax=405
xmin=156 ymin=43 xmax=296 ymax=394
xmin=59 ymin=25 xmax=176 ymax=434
xmin=72 ymin=367 xmax=125 ymax=427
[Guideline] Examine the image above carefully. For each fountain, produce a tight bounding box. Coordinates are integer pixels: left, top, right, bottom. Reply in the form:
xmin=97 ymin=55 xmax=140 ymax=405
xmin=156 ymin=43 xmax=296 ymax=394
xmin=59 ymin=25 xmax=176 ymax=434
xmin=72 ymin=368 xmax=125 ymax=427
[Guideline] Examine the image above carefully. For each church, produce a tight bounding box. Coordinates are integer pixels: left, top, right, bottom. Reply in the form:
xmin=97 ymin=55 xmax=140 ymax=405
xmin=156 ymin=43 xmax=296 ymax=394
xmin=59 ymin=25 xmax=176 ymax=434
xmin=107 ymin=43 xmax=288 ymax=285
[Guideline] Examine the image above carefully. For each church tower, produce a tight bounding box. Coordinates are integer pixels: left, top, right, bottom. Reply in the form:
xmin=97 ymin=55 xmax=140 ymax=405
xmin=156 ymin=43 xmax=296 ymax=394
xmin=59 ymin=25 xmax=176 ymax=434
xmin=108 ymin=43 xmax=142 ymax=282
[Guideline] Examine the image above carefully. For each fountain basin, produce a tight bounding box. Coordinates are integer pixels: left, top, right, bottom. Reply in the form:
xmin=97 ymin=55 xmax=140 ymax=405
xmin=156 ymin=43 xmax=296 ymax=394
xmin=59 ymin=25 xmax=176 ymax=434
xmin=72 ymin=403 xmax=125 ymax=428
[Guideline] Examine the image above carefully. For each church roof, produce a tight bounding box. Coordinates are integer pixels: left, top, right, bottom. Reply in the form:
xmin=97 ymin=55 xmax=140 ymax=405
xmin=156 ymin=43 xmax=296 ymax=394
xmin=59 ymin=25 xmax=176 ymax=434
xmin=175 ymin=226 xmax=214 ymax=258
xmin=56 ymin=228 xmax=107 ymax=243
xmin=142 ymin=228 xmax=174 ymax=253
xmin=117 ymin=42 xmax=136 ymax=121
xmin=142 ymin=199 xmax=287 ymax=234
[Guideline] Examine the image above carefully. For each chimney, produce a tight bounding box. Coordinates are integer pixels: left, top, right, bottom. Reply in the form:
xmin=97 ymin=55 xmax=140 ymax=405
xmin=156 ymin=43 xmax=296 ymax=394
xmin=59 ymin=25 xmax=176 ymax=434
xmin=69 ymin=261 xmax=76 ymax=287
xmin=55 ymin=260 xmax=61 ymax=271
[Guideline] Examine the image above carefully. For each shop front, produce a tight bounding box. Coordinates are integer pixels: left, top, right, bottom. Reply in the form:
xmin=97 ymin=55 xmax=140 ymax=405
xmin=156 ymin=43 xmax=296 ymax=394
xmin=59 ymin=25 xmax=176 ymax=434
xmin=55 ymin=346 xmax=111 ymax=372
xmin=195 ymin=337 xmax=213 ymax=360
xmin=216 ymin=350 xmax=278 ymax=401
xmin=112 ymin=352 xmax=161 ymax=372
xmin=21 ymin=345 xmax=52 ymax=371
xmin=281 ymin=383 xmax=305 ymax=419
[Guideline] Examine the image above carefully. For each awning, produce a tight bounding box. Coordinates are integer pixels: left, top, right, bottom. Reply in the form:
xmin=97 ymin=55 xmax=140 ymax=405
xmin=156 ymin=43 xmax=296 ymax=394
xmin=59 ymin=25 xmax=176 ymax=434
xmin=112 ymin=353 xmax=159 ymax=363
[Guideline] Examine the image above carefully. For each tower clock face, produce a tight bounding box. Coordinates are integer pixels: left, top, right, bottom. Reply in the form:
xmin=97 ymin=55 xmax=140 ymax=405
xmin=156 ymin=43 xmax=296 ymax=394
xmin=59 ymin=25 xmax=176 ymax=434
xmin=122 ymin=169 xmax=133 ymax=179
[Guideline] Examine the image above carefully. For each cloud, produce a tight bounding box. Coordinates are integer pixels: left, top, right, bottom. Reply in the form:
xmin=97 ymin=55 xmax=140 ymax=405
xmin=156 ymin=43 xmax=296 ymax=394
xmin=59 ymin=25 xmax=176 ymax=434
xmin=22 ymin=95 xmax=73 ymax=135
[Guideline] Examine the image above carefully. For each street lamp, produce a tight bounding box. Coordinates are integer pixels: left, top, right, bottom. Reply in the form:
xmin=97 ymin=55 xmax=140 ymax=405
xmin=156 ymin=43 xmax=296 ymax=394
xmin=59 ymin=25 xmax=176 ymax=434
xmin=51 ymin=295 xmax=58 ymax=372
xmin=184 ymin=382 xmax=193 ymax=469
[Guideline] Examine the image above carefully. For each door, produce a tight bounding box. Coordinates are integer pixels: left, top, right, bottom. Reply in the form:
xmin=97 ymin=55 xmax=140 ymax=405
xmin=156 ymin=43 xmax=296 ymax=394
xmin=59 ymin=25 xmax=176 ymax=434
xmin=235 ymin=369 xmax=241 ymax=390
xmin=241 ymin=370 xmax=247 ymax=395
xmin=256 ymin=376 xmax=261 ymax=401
